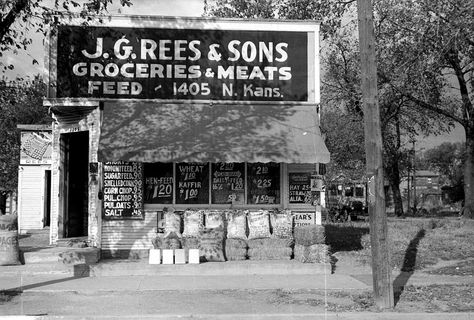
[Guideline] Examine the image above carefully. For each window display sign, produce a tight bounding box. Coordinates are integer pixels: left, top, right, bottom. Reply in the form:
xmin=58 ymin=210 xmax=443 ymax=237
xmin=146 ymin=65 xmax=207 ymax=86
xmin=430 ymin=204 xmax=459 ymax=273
xmin=293 ymin=211 xmax=315 ymax=227
xmin=103 ymin=161 xmax=144 ymax=219
xmin=247 ymin=163 xmax=280 ymax=204
xmin=144 ymin=163 xmax=173 ymax=204
xmin=288 ymin=173 xmax=312 ymax=204
xmin=55 ymin=18 xmax=319 ymax=102
xmin=175 ymin=163 xmax=209 ymax=204
xmin=310 ymin=174 xmax=324 ymax=192
xmin=211 ymin=162 xmax=245 ymax=204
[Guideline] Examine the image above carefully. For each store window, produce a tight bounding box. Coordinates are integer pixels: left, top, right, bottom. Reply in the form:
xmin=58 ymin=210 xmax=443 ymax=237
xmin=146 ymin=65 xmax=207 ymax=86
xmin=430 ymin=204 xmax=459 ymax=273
xmin=288 ymin=172 xmax=312 ymax=204
xmin=355 ymin=185 xmax=364 ymax=197
xmin=175 ymin=162 xmax=210 ymax=204
xmin=247 ymin=163 xmax=280 ymax=205
xmin=211 ymin=162 xmax=245 ymax=204
xmin=344 ymin=186 xmax=354 ymax=197
xmin=144 ymin=163 xmax=173 ymax=204
xmin=142 ymin=162 xmax=282 ymax=206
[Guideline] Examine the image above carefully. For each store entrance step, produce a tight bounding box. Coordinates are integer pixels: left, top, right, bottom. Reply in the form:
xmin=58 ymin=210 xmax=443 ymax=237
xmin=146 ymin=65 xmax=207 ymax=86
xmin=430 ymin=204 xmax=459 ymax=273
xmin=55 ymin=237 xmax=89 ymax=248
xmin=89 ymin=259 xmax=331 ymax=277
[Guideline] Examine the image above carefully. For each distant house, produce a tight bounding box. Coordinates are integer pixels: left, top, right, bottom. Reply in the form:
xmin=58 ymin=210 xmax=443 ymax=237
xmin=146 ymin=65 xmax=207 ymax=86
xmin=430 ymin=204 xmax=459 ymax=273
xmin=401 ymin=170 xmax=442 ymax=208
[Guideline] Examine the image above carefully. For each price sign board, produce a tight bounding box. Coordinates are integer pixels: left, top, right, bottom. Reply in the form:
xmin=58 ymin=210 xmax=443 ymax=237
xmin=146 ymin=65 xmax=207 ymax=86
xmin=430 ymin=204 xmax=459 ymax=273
xmin=211 ymin=163 xmax=245 ymax=204
xmin=293 ymin=211 xmax=315 ymax=227
xmin=144 ymin=163 xmax=173 ymax=204
xmin=103 ymin=161 xmax=144 ymax=220
xmin=288 ymin=173 xmax=312 ymax=204
xmin=175 ymin=163 xmax=209 ymax=204
xmin=247 ymin=163 xmax=280 ymax=204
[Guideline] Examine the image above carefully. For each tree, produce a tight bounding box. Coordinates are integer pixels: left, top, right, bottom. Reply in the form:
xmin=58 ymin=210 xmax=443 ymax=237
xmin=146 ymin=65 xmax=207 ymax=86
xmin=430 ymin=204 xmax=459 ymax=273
xmin=374 ymin=0 xmax=474 ymax=218
xmin=0 ymin=0 xmax=132 ymax=71
xmin=322 ymin=1 xmax=452 ymax=217
xmin=205 ymin=0 xmax=360 ymax=171
xmin=0 ymin=76 xmax=50 ymax=194
xmin=204 ymin=0 xmax=353 ymax=39
xmin=320 ymin=105 xmax=366 ymax=182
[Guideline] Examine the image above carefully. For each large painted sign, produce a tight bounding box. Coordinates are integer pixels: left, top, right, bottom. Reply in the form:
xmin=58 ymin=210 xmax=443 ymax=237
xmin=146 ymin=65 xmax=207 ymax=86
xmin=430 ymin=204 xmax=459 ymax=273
xmin=54 ymin=19 xmax=319 ymax=102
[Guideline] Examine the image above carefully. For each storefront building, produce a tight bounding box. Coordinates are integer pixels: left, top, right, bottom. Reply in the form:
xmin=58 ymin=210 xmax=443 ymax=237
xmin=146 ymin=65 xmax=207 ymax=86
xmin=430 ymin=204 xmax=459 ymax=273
xmin=43 ymin=16 xmax=330 ymax=257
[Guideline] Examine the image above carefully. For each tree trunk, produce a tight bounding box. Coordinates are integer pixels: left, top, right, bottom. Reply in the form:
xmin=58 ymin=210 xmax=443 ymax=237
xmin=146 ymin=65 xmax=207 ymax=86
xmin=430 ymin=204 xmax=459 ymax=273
xmin=386 ymin=158 xmax=404 ymax=217
xmin=462 ymin=123 xmax=474 ymax=219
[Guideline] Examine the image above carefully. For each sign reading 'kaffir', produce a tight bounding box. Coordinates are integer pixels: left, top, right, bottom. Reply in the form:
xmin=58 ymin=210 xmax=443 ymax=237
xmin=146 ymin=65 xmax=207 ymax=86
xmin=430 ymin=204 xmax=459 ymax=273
xmin=56 ymin=26 xmax=309 ymax=101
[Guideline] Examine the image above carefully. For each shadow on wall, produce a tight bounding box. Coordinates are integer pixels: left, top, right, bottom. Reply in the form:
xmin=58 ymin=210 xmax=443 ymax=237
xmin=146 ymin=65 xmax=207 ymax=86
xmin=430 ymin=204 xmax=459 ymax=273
xmin=100 ymin=211 xmax=159 ymax=259
xmin=98 ymin=102 xmax=318 ymax=163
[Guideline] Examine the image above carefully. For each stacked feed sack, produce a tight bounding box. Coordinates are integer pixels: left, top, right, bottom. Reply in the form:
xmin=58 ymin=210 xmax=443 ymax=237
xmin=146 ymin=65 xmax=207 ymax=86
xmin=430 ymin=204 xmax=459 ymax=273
xmin=0 ymin=215 xmax=21 ymax=266
xmin=197 ymin=210 xmax=225 ymax=262
xmin=247 ymin=238 xmax=293 ymax=260
xmin=224 ymin=210 xmax=248 ymax=260
xmin=294 ymin=225 xmax=330 ymax=263
xmin=247 ymin=210 xmax=293 ymax=260
xmin=182 ymin=209 xmax=204 ymax=261
xmin=151 ymin=209 xmax=184 ymax=250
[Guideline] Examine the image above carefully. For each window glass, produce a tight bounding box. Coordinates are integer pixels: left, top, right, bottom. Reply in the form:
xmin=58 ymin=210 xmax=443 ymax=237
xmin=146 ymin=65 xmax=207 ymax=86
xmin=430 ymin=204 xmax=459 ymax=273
xmin=288 ymin=172 xmax=312 ymax=204
xmin=175 ymin=163 xmax=210 ymax=204
xmin=144 ymin=163 xmax=173 ymax=204
xmin=247 ymin=163 xmax=280 ymax=204
xmin=211 ymin=162 xmax=245 ymax=204
xmin=344 ymin=186 xmax=354 ymax=197
xmin=355 ymin=186 xmax=364 ymax=197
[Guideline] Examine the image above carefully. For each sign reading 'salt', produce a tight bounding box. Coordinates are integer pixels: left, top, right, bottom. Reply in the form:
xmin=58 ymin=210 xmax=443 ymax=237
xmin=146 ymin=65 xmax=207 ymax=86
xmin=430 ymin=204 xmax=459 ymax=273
xmin=103 ymin=161 xmax=144 ymax=220
xmin=56 ymin=23 xmax=315 ymax=102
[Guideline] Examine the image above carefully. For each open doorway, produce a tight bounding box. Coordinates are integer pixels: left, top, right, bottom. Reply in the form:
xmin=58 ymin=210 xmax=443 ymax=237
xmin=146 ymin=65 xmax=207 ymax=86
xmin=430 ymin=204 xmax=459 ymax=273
xmin=43 ymin=170 xmax=51 ymax=227
xmin=60 ymin=131 xmax=89 ymax=238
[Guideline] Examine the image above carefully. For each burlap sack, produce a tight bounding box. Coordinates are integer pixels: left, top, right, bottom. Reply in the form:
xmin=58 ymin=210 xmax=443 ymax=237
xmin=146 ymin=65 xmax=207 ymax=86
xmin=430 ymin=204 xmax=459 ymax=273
xmin=0 ymin=216 xmax=21 ymax=266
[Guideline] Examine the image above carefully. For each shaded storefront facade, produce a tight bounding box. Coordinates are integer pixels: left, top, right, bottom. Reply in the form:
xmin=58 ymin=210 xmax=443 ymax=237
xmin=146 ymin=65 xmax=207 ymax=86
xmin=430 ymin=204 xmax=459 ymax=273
xmin=44 ymin=16 xmax=330 ymax=256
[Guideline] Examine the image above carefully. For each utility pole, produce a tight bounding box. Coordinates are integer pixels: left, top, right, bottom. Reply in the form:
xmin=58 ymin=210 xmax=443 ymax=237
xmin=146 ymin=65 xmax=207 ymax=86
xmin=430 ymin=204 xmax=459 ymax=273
xmin=412 ymin=140 xmax=417 ymax=212
xmin=357 ymin=0 xmax=394 ymax=309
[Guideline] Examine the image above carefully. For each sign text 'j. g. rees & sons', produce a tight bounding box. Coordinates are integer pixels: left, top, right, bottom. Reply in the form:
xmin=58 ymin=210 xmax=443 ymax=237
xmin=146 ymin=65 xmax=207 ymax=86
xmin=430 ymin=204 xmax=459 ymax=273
xmin=56 ymin=26 xmax=308 ymax=101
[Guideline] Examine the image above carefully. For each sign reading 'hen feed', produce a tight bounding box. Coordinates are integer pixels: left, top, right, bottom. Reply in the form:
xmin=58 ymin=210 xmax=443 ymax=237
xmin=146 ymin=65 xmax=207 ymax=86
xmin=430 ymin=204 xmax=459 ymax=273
xmin=56 ymin=20 xmax=318 ymax=102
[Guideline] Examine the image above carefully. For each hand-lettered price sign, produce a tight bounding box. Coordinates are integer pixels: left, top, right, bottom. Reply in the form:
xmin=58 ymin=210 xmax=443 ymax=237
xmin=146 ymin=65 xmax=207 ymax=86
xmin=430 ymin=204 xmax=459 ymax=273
xmin=103 ymin=161 xmax=144 ymax=220
xmin=247 ymin=163 xmax=280 ymax=205
xmin=144 ymin=163 xmax=173 ymax=204
xmin=288 ymin=173 xmax=312 ymax=204
xmin=175 ymin=163 xmax=209 ymax=204
xmin=211 ymin=163 xmax=245 ymax=204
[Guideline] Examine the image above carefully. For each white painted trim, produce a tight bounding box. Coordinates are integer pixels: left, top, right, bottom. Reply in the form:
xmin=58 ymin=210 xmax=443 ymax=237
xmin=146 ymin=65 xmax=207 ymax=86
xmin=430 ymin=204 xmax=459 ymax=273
xmin=281 ymin=163 xmax=288 ymax=207
xmin=58 ymin=15 xmax=320 ymax=31
xmin=43 ymin=97 xmax=318 ymax=106
xmin=314 ymin=24 xmax=321 ymax=104
xmin=43 ymin=99 xmax=101 ymax=107
xmin=17 ymin=167 xmax=22 ymax=233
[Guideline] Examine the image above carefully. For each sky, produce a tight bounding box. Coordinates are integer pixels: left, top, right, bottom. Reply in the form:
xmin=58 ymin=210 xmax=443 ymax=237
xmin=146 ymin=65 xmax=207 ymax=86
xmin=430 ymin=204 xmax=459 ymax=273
xmin=1 ymin=0 xmax=466 ymax=150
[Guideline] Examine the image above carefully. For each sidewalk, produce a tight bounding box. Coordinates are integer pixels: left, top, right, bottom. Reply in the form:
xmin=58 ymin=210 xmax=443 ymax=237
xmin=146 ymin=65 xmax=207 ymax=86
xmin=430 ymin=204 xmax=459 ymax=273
xmin=1 ymin=259 xmax=473 ymax=319
xmin=1 ymin=230 xmax=472 ymax=319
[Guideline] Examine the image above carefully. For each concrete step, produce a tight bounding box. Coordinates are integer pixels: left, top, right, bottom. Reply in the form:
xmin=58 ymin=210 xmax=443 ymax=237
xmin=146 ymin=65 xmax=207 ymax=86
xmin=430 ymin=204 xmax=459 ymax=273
xmin=21 ymin=247 xmax=100 ymax=265
xmin=55 ymin=237 xmax=89 ymax=248
xmin=1 ymin=259 xmax=330 ymax=277
xmin=89 ymin=259 xmax=331 ymax=277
